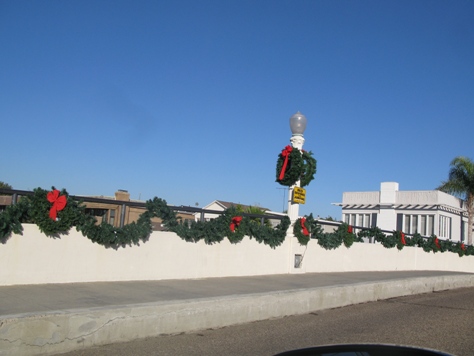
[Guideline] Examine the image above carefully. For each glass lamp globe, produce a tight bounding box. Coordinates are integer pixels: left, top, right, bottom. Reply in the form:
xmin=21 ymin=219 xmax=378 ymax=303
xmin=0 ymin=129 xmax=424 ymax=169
xmin=289 ymin=111 xmax=307 ymax=136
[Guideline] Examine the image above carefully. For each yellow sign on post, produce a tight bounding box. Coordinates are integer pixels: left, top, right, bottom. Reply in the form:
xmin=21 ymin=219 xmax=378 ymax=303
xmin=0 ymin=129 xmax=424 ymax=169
xmin=292 ymin=187 xmax=306 ymax=204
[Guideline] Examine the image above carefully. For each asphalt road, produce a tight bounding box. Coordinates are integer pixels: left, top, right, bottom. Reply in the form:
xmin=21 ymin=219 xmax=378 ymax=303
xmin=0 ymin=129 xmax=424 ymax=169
xmin=58 ymin=287 xmax=474 ymax=356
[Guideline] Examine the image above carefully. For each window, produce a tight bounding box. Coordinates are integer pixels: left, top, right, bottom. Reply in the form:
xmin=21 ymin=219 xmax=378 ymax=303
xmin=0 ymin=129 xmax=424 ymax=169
xmin=439 ymin=215 xmax=451 ymax=239
xmin=85 ymin=208 xmax=108 ymax=223
xmin=344 ymin=213 xmax=370 ymax=227
xmin=404 ymin=215 xmax=411 ymax=233
xmin=420 ymin=215 xmax=434 ymax=236
xmin=364 ymin=214 xmax=370 ymax=228
xmin=109 ymin=209 xmax=116 ymax=226
xmin=403 ymin=215 xmax=419 ymax=234
xmin=411 ymin=215 xmax=418 ymax=233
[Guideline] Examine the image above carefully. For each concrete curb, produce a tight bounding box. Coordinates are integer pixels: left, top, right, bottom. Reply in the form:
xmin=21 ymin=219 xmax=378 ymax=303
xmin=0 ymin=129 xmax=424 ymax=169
xmin=1 ymin=274 xmax=474 ymax=355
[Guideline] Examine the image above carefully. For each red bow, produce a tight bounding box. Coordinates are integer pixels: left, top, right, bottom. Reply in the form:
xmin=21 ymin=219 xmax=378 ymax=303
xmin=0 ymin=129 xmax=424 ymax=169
xmin=230 ymin=216 xmax=242 ymax=232
xmin=347 ymin=225 xmax=353 ymax=233
xmin=47 ymin=189 xmax=67 ymax=220
xmin=300 ymin=218 xmax=309 ymax=236
xmin=461 ymin=243 xmax=466 ymax=251
xmin=434 ymin=237 xmax=441 ymax=249
xmin=400 ymin=232 xmax=406 ymax=245
xmin=278 ymin=146 xmax=293 ymax=180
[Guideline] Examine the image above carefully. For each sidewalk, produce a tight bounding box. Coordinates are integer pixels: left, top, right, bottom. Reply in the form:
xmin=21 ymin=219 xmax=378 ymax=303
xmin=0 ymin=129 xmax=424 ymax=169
xmin=1 ymin=271 xmax=474 ymax=355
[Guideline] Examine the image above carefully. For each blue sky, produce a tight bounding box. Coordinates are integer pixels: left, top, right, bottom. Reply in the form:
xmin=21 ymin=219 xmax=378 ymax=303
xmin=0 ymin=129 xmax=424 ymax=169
xmin=1 ymin=0 xmax=473 ymax=219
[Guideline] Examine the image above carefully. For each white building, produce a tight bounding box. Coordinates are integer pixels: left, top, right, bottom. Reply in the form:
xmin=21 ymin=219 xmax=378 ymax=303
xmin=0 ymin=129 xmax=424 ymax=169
xmin=335 ymin=182 xmax=470 ymax=242
xmin=195 ymin=200 xmax=287 ymax=228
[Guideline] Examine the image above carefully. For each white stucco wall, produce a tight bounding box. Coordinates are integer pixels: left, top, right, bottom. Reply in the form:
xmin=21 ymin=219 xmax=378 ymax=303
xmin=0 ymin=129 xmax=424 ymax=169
xmin=0 ymin=224 xmax=291 ymax=286
xmin=1 ymin=224 xmax=473 ymax=286
xmin=293 ymin=242 xmax=474 ymax=273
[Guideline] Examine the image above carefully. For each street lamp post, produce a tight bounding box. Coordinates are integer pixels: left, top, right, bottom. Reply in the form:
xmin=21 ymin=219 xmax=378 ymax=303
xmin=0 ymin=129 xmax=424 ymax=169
xmin=287 ymin=111 xmax=307 ymax=225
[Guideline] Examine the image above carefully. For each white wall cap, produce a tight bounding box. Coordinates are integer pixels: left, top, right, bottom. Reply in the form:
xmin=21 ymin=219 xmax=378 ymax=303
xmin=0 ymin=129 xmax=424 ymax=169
xmin=380 ymin=182 xmax=399 ymax=191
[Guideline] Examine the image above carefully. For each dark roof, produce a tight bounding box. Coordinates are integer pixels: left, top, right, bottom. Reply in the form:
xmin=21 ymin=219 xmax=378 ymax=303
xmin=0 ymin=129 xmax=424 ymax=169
xmin=215 ymin=200 xmax=269 ymax=211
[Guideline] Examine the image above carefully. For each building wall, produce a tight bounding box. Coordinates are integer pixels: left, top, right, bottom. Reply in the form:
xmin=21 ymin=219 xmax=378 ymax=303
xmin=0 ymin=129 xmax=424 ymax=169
xmin=0 ymin=195 xmax=12 ymax=212
xmin=342 ymin=191 xmax=380 ymax=205
xmin=79 ymin=191 xmax=194 ymax=230
xmin=196 ymin=200 xmax=287 ymax=228
xmin=341 ymin=182 xmax=469 ymax=242
xmin=197 ymin=201 xmax=225 ymax=221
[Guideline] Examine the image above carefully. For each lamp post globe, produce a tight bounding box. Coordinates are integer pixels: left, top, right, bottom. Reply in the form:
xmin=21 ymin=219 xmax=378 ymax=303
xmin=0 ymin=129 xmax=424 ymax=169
xmin=289 ymin=111 xmax=307 ymax=136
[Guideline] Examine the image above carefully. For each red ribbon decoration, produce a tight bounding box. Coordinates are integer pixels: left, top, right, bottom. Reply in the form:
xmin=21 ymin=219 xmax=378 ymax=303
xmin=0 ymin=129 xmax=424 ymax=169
xmin=300 ymin=218 xmax=309 ymax=236
xmin=347 ymin=225 xmax=353 ymax=233
xmin=434 ymin=237 xmax=441 ymax=249
xmin=461 ymin=243 xmax=466 ymax=251
xmin=278 ymin=145 xmax=293 ymax=180
xmin=47 ymin=189 xmax=67 ymax=220
xmin=400 ymin=232 xmax=406 ymax=245
xmin=230 ymin=216 xmax=242 ymax=232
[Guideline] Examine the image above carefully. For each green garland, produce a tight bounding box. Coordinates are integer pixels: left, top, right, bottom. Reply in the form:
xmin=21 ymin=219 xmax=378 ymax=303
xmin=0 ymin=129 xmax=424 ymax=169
xmin=294 ymin=217 xmax=360 ymax=248
xmin=313 ymin=223 xmax=361 ymax=249
xmin=358 ymin=228 xmax=474 ymax=257
xmin=275 ymin=146 xmax=317 ymax=187
xmin=247 ymin=217 xmax=291 ymax=248
xmin=0 ymin=198 xmax=29 ymax=238
xmin=1 ymin=186 xmax=472 ymax=257
xmin=0 ymin=187 xmax=291 ymax=249
xmin=292 ymin=218 xmax=474 ymax=258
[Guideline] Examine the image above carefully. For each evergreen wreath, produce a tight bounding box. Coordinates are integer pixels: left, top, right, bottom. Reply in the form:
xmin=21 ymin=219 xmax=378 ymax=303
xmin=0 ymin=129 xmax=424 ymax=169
xmin=275 ymin=146 xmax=317 ymax=187
xmin=294 ymin=214 xmax=320 ymax=245
xmin=276 ymin=145 xmax=303 ymax=186
xmin=300 ymin=150 xmax=317 ymax=187
xmin=226 ymin=208 xmax=247 ymax=244
xmin=294 ymin=216 xmax=311 ymax=245
xmin=453 ymin=242 xmax=468 ymax=257
xmin=423 ymin=235 xmax=443 ymax=253
xmin=27 ymin=187 xmax=85 ymax=237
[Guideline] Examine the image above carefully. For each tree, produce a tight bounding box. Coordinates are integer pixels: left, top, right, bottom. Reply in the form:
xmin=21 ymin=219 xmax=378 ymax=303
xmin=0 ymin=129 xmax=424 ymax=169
xmin=236 ymin=205 xmax=272 ymax=227
xmin=0 ymin=181 xmax=12 ymax=196
xmin=437 ymin=156 xmax=474 ymax=245
xmin=0 ymin=181 xmax=12 ymax=189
